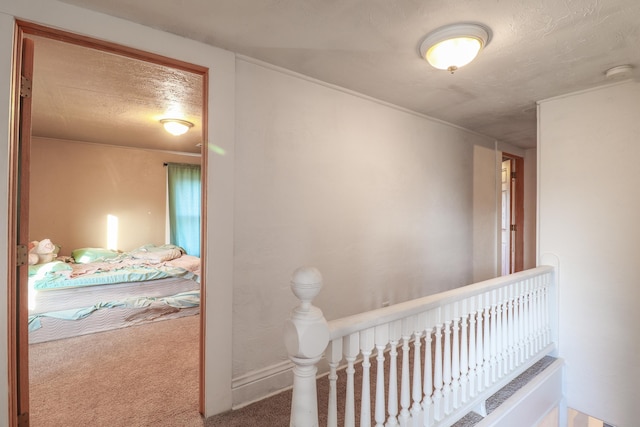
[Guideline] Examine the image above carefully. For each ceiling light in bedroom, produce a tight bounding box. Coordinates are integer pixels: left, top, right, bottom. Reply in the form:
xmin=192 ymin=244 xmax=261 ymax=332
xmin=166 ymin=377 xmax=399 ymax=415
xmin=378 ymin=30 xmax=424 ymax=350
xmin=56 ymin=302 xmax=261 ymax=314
xmin=419 ymin=23 xmax=490 ymax=73
xmin=160 ymin=118 xmax=194 ymax=136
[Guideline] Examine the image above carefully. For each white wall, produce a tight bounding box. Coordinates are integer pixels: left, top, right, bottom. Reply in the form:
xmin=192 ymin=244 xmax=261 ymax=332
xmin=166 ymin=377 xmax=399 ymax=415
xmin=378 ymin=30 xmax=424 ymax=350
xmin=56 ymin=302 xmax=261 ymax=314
xmin=538 ymin=80 xmax=640 ymax=427
xmin=232 ymin=57 xmax=501 ymax=402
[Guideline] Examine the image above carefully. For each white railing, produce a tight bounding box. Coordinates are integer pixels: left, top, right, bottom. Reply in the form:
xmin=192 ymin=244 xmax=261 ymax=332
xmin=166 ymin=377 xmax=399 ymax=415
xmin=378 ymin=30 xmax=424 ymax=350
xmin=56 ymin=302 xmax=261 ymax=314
xmin=284 ymin=266 xmax=557 ymax=427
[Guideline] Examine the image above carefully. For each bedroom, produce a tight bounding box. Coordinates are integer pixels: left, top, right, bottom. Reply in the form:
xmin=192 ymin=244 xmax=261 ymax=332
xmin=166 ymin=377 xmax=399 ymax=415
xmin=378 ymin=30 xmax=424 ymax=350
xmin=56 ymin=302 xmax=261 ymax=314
xmin=23 ymin=28 xmax=206 ymax=420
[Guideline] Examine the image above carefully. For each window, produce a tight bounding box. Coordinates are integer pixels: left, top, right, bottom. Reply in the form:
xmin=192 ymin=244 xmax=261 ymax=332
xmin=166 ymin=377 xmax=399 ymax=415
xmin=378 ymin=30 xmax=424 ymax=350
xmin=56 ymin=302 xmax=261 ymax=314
xmin=167 ymin=163 xmax=201 ymax=256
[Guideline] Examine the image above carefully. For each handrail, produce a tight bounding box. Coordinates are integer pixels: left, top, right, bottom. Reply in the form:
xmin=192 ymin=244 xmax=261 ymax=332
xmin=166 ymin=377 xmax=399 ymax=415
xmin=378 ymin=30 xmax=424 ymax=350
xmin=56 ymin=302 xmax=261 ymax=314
xmin=328 ymin=266 xmax=554 ymax=340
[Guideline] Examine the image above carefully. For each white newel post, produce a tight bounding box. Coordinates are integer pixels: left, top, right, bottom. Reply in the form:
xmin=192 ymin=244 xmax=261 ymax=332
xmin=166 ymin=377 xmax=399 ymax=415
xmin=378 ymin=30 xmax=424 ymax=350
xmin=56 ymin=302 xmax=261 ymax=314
xmin=284 ymin=267 xmax=331 ymax=427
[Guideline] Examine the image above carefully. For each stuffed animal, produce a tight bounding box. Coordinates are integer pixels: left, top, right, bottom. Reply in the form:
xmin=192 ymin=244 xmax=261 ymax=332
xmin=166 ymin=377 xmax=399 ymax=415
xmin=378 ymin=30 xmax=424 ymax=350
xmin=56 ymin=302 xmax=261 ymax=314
xmin=28 ymin=239 xmax=59 ymax=265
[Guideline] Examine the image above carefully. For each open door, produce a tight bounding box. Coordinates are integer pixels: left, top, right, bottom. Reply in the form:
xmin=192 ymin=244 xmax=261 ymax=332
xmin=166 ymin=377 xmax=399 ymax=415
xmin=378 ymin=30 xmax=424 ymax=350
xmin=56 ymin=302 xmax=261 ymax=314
xmin=501 ymin=153 xmax=524 ymax=274
xmin=9 ymin=30 xmax=34 ymax=427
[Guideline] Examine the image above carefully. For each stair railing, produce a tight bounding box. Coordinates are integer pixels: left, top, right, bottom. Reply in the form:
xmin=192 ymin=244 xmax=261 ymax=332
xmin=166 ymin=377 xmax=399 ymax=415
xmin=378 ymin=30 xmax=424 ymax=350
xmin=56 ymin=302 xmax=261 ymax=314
xmin=285 ymin=265 xmax=557 ymax=427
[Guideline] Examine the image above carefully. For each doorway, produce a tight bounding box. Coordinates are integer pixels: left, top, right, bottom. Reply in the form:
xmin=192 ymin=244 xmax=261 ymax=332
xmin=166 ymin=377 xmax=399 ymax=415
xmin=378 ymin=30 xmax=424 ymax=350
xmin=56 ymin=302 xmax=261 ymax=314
xmin=501 ymin=153 xmax=524 ymax=275
xmin=10 ymin=21 xmax=208 ymax=425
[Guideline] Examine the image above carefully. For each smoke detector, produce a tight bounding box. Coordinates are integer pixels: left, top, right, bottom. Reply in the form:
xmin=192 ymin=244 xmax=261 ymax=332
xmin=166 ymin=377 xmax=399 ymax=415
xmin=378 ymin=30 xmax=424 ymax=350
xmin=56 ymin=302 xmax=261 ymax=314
xmin=605 ymin=65 xmax=633 ymax=79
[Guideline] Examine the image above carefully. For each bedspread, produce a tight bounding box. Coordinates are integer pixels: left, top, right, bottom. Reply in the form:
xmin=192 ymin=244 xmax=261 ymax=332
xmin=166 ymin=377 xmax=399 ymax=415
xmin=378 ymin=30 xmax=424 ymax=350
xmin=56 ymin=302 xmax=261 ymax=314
xmin=29 ymin=245 xmax=200 ymax=291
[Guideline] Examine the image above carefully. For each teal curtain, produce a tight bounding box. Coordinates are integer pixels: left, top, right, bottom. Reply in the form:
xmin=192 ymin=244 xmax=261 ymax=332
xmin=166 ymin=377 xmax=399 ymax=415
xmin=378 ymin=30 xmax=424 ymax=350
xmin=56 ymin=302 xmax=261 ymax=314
xmin=167 ymin=163 xmax=201 ymax=257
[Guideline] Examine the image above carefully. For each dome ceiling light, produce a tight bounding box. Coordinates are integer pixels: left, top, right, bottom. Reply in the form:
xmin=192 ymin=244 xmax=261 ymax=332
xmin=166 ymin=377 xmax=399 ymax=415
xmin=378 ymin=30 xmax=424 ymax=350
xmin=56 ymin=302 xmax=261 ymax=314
xmin=419 ymin=23 xmax=491 ymax=74
xmin=160 ymin=118 xmax=194 ymax=136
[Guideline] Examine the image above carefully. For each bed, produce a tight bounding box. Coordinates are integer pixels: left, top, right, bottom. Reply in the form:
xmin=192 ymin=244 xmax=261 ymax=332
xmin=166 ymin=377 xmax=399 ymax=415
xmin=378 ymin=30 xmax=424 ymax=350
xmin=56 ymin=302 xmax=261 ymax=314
xmin=28 ymin=243 xmax=200 ymax=344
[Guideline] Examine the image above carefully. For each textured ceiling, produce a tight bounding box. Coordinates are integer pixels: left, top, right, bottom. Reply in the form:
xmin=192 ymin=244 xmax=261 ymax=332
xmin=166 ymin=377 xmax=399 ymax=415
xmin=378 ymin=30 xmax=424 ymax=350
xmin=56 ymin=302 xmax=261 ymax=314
xmin=45 ymin=0 xmax=640 ymax=149
xmin=29 ymin=35 xmax=204 ymax=154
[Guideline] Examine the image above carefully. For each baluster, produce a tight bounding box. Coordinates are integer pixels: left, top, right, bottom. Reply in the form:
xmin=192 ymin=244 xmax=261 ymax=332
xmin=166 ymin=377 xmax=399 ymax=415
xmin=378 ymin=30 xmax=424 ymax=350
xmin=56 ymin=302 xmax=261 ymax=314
xmin=507 ymin=284 xmax=515 ymax=373
xmin=513 ymin=284 xmax=521 ymax=367
xmin=530 ymin=280 xmax=536 ymax=356
xmin=500 ymin=288 xmax=508 ymax=378
xmin=528 ymin=280 xmax=534 ymax=356
xmin=495 ymin=291 xmax=502 ymax=379
xmin=360 ymin=328 xmax=375 ymax=427
xmin=327 ymin=339 xmax=342 ymax=427
xmin=411 ymin=328 xmax=423 ymax=426
xmin=536 ymin=280 xmax=544 ymax=350
xmin=543 ymin=278 xmax=551 ymax=346
xmin=540 ymin=279 xmax=546 ymax=348
xmin=374 ymin=325 xmax=388 ymax=427
xmin=529 ymin=279 xmax=536 ymax=357
xmin=460 ymin=311 xmax=469 ymax=404
xmin=399 ymin=319 xmax=413 ymax=426
xmin=451 ymin=316 xmax=461 ymax=410
xmin=518 ymin=282 xmax=525 ymax=365
xmin=483 ymin=296 xmax=491 ymax=388
xmin=344 ymin=333 xmax=359 ymax=427
xmin=545 ymin=276 xmax=551 ymax=343
xmin=475 ymin=294 xmax=484 ymax=393
xmin=387 ymin=321 xmax=402 ymax=427
xmin=442 ymin=320 xmax=452 ymax=415
xmin=523 ymin=281 xmax=529 ymax=356
xmin=432 ymin=323 xmax=443 ymax=421
xmin=531 ymin=277 xmax=540 ymax=354
xmin=422 ymin=326 xmax=434 ymax=427
xmin=527 ymin=280 xmax=533 ymax=357
xmin=468 ymin=308 xmax=477 ymax=398
xmin=523 ymin=280 xmax=531 ymax=360
xmin=490 ymin=291 xmax=498 ymax=384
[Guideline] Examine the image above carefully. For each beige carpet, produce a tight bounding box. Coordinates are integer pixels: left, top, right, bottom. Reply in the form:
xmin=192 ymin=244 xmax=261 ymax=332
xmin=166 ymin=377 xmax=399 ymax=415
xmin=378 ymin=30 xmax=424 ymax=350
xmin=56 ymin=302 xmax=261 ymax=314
xmin=29 ymin=315 xmax=203 ymax=426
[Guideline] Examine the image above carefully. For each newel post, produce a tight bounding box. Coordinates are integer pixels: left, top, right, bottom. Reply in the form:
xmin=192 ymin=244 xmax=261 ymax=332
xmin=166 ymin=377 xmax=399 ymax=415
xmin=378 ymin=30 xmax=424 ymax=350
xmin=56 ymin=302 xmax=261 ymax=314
xmin=284 ymin=267 xmax=330 ymax=427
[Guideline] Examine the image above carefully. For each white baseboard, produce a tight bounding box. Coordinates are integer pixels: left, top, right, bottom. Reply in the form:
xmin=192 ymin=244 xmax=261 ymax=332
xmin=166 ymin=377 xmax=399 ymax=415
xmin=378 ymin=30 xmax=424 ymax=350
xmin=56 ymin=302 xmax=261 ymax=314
xmin=231 ymin=360 xmax=295 ymax=409
xmin=231 ymin=357 xmax=332 ymax=409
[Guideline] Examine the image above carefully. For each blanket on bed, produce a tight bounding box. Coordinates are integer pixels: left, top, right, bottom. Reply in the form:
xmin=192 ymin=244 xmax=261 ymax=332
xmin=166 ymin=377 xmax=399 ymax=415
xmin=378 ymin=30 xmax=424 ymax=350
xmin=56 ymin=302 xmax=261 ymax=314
xmin=29 ymin=244 xmax=200 ymax=291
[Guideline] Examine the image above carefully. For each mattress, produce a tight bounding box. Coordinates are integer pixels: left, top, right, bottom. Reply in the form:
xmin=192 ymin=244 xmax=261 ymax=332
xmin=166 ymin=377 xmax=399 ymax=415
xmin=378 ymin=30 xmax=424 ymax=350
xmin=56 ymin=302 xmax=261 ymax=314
xmin=29 ymin=304 xmax=199 ymax=344
xmin=28 ymin=276 xmax=200 ymax=344
xmin=30 ymin=276 xmax=198 ymax=314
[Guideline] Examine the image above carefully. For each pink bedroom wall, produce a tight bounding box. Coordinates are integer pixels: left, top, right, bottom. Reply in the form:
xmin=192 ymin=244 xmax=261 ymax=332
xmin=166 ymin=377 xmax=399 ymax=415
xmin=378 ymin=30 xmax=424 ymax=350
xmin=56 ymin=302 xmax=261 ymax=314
xmin=29 ymin=137 xmax=199 ymax=256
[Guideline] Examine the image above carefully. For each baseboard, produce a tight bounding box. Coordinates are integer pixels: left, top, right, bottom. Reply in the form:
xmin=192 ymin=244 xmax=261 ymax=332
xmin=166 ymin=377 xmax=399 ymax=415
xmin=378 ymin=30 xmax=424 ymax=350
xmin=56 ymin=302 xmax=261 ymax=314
xmin=231 ymin=360 xmax=295 ymax=408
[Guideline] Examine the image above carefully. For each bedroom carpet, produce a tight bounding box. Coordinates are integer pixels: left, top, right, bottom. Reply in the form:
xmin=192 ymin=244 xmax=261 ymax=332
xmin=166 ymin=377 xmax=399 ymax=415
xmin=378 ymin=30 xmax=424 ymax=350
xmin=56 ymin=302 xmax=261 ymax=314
xmin=29 ymin=315 xmax=203 ymax=427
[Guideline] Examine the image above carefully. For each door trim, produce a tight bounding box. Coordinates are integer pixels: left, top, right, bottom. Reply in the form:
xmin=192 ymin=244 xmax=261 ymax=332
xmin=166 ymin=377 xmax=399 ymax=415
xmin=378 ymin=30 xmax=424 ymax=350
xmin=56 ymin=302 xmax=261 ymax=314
xmin=7 ymin=24 xmax=30 ymax=427
xmin=9 ymin=20 xmax=209 ymax=423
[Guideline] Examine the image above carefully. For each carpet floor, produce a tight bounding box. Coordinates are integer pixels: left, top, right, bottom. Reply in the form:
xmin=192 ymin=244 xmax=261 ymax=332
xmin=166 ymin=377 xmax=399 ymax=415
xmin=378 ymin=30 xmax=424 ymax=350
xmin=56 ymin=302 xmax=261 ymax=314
xmin=29 ymin=315 xmax=203 ymax=426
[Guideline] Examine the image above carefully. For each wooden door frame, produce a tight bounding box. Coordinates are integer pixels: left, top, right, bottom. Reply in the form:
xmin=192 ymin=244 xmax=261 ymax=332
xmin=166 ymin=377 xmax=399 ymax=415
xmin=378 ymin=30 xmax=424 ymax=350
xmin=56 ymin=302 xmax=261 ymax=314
xmin=8 ymin=21 xmax=209 ymax=425
xmin=502 ymin=152 xmax=524 ymax=273
xmin=8 ymin=25 xmax=32 ymax=427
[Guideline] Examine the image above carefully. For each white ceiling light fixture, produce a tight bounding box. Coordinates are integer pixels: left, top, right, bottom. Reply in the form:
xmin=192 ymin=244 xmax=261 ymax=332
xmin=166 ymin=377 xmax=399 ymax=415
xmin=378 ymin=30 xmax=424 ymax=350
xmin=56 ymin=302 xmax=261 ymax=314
xmin=419 ymin=23 xmax=491 ymax=74
xmin=160 ymin=118 xmax=194 ymax=136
